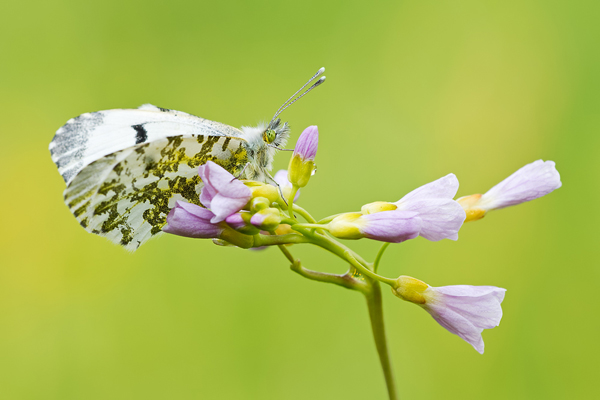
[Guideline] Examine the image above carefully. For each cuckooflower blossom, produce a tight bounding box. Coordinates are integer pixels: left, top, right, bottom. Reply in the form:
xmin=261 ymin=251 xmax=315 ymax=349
xmin=392 ymin=276 xmax=506 ymax=354
xmin=198 ymin=161 xmax=252 ymax=223
xmin=328 ymin=211 xmax=422 ymax=243
xmin=458 ymin=160 xmax=562 ymax=222
xmin=293 ymin=125 xmax=318 ymax=161
xmin=361 ymin=174 xmax=466 ymax=241
xmin=288 ymin=126 xmax=318 ymax=188
xmin=163 ymin=201 xmax=223 ymax=238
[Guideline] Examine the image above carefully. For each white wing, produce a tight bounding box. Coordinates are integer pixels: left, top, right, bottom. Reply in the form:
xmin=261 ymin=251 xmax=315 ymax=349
xmin=50 ymin=105 xmax=249 ymax=251
xmin=50 ymin=104 xmax=244 ymax=184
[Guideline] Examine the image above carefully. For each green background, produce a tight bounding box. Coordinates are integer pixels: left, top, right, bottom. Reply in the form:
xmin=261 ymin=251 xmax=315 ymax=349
xmin=1 ymin=0 xmax=598 ymax=399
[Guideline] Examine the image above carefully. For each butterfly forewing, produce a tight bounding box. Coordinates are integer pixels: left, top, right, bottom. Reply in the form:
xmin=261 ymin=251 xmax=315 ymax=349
xmin=51 ymin=105 xmax=249 ymax=250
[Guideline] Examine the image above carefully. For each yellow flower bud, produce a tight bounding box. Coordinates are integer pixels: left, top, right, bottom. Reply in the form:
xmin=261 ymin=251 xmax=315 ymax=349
xmin=392 ymin=276 xmax=430 ymax=304
xmin=361 ymin=201 xmax=398 ymax=214
xmin=288 ymin=154 xmax=315 ymax=188
xmin=328 ymin=213 xmax=365 ymax=239
xmin=251 ymin=207 xmax=282 ymax=231
xmin=274 ymin=223 xmax=293 ymax=235
xmin=249 ymin=183 xmax=280 ymax=204
xmin=250 ymin=197 xmax=271 ymax=212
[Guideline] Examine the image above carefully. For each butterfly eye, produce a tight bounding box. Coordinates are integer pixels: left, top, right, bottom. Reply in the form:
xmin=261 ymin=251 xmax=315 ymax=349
xmin=263 ymin=129 xmax=277 ymax=144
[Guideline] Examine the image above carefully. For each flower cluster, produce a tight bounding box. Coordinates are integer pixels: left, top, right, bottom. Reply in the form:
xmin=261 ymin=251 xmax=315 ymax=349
xmin=163 ymin=124 xmax=561 ymax=356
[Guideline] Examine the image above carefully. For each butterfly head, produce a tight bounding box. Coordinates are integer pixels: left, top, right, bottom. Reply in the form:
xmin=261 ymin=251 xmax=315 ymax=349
xmin=264 ymin=117 xmax=290 ymax=148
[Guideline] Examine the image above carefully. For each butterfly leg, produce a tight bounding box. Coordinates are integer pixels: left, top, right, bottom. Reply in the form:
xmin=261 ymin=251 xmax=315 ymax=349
xmin=268 ymin=144 xmax=294 ymax=151
xmin=264 ymin=170 xmax=289 ymax=206
xmin=234 ymin=162 xmax=251 ymax=180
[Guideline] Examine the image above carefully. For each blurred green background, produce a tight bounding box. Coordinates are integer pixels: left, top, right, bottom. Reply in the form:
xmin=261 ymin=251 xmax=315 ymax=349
xmin=1 ymin=0 xmax=598 ymax=399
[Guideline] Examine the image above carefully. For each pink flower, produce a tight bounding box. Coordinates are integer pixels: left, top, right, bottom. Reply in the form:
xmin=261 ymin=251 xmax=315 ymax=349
xmin=328 ymin=211 xmax=422 ymax=243
xmin=362 ymin=174 xmax=466 ymax=241
xmin=394 ymin=174 xmax=465 ymax=241
xmin=199 ymin=161 xmax=252 ymax=223
xmin=288 ymin=126 xmax=319 ymax=188
xmin=393 ymin=276 xmax=506 ymax=354
xmin=163 ymin=201 xmax=223 ymax=238
xmin=293 ymin=126 xmax=318 ymax=161
xmin=458 ymin=160 xmax=561 ymax=221
xmin=164 ymin=162 xmax=253 ymax=239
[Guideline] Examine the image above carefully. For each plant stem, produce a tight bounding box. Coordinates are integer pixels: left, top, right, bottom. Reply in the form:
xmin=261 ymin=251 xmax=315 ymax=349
xmin=373 ymin=243 xmax=390 ymax=274
xmin=277 ymin=245 xmax=366 ymax=291
xmin=293 ymin=223 xmax=327 ymax=230
xmin=287 ymin=186 xmax=299 ymax=221
xmin=365 ymin=281 xmax=398 ymax=400
xmin=310 ymin=233 xmax=396 ymax=286
xmin=292 ymin=204 xmax=317 ymax=223
xmin=316 ymin=213 xmax=344 ymax=224
xmin=254 ymin=233 xmax=309 ymax=246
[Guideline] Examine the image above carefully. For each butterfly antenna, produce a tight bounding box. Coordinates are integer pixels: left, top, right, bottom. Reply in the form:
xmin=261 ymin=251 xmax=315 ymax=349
xmin=268 ymin=67 xmax=326 ymax=128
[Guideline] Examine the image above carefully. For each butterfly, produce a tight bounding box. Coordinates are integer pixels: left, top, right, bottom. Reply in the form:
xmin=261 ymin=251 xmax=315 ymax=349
xmin=49 ymin=68 xmax=326 ymax=251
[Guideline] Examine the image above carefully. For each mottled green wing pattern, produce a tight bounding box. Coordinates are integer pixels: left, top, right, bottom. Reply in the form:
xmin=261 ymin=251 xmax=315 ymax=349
xmin=64 ymin=134 xmax=248 ymax=251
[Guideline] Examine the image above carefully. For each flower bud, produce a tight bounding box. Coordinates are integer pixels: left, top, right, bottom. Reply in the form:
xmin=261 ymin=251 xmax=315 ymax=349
xmin=288 ymin=126 xmax=318 ymax=188
xmin=274 ymin=223 xmax=293 ymax=235
xmin=361 ymin=201 xmax=398 ymax=214
xmin=392 ymin=276 xmax=429 ymax=304
xmin=249 ymin=197 xmax=271 ymax=212
xmin=250 ymin=207 xmax=282 ymax=231
xmin=328 ymin=211 xmax=422 ymax=243
xmin=328 ymin=213 xmax=364 ymax=239
xmin=246 ymin=181 xmax=280 ymax=204
xmin=225 ymin=211 xmax=260 ymax=235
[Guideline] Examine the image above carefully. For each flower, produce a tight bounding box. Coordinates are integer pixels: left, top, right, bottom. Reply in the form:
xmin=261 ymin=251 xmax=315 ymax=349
xmin=224 ymin=212 xmax=248 ymax=231
xmin=361 ymin=174 xmax=466 ymax=241
xmin=288 ymin=126 xmax=318 ymax=188
xmin=163 ymin=201 xmax=223 ymax=238
xmin=274 ymin=169 xmax=300 ymax=201
xmin=293 ymin=125 xmax=318 ymax=161
xmin=198 ymin=161 xmax=252 ymax=223
xmin=250 ymin=208 xmax=282 ymax=231
xmin=392 ymin=276 xmax=506 ymax=354
xmin=328 ymin=211 xmax=422 ymax=243
xmin=457 ymin=160 xmax=562 ymax=222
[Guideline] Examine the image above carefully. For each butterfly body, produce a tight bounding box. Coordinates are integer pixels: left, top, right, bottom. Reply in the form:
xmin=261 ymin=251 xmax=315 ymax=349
xmin=50 ymin=69 xmax=324 ymax=250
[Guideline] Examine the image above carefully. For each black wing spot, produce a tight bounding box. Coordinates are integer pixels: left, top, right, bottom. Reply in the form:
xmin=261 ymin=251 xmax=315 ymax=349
xmin=133 ymin=124 xmax=148 ymax=144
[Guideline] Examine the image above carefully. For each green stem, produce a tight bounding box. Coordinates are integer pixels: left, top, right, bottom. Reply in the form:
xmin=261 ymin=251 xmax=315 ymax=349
xmin=316 ymin=213 xmax=344 ymax=224
xmin=310 ymin=233 xmax=396 ymax=286
xmin=365 ymin=281 xmax=398 ymax=400
xmin=277 ymin=246 xmax=366 ymax=291
xmin=254 ymin=233 xmax=309 ymax=246
xmin=373 ymin=243 xmax=391 ymax=274
xmin=292 ymin=204 xmax=317 ymax=223
xmin=287 ymin=186 xmax=299 ymax=221
xmin=293 ymin=223 xmax=327 ymax=230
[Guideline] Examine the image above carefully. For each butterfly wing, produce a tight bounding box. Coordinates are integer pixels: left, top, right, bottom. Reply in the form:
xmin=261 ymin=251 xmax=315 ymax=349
xmin=50 ymin=105 xmax=249 ymax=251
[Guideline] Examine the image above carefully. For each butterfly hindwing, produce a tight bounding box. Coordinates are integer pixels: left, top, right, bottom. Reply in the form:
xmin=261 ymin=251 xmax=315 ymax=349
xmin=51 ymin=105 xmax=249 ymax=250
